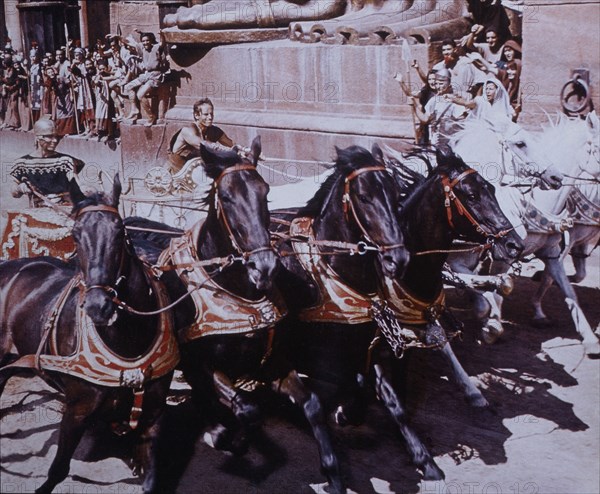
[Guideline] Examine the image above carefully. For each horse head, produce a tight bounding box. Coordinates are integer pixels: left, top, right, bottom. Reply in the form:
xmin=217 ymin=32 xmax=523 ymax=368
xmin=69 ymin=176 xmax=126 ymax=327
xmin=433 ymin=149 xmax=524 ymax=262
xmin=304 ymin=144 xmax=409 ymax=279
xmin=199 ymin=136 xmax=277 ymax=292
xmin=451 ymin=119 xmax=563 ymax=191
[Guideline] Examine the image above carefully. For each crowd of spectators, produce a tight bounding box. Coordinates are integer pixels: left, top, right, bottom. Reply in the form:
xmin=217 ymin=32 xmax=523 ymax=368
xmin=396 ymin=0 xmax=524 ymax=149
xmin=0 ymin=30 xmax=176 ymax=141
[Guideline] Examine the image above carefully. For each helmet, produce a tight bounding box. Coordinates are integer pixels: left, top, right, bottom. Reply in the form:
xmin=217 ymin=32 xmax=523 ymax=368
xmin=33 ymin=116 xmax=57 ymax=137
xmin=435 ymin=68 xmax=452 ymax=81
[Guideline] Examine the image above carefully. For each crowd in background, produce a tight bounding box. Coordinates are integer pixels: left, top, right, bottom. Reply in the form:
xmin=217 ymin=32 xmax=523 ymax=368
xmin=397 ymin=0 xmax=523 ymax=147
xmin=0 ymin=30 xmax=174 ymax=141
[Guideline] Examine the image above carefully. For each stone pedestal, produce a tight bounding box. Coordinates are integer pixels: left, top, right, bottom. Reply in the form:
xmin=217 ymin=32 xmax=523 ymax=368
xmin=157 ymin=39 xmax=441 ymax=162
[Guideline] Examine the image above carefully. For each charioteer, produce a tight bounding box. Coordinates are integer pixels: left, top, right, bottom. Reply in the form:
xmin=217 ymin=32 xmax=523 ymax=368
xmin=167 ymin=98 xmax=248 ymax=174
xmin=10 ymin=116 xmax=85 ymax=208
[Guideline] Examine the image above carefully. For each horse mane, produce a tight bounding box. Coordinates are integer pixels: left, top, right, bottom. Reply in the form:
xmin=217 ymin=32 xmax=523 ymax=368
xmin=398 ymin=151 xmax=470 ymax=214
xmin=298 ymin=145 xmax=379 ymax=218
xmin=70 ymin=191 xmax=112 ymax=216
xmin=538 ymin=115 xmax=587 ymax=165
xmin=199 ymin=147 xmax=254 ymax=208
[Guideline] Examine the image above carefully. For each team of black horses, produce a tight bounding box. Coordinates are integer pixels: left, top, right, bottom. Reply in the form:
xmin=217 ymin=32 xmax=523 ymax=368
xmin=0 ymin=138 xmax=527 ymax=493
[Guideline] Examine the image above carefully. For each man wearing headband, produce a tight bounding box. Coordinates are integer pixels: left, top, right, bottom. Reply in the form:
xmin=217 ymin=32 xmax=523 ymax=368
xmin=10 ymin=117 xmax=85 ymax=207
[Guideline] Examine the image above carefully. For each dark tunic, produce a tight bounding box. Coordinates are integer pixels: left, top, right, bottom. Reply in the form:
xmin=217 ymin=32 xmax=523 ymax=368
xmin=10 ymin=153 xmax=85 ymax=207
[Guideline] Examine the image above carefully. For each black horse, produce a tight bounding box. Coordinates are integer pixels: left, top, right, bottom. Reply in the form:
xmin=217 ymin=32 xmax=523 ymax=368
xmin=376 ymin=150 xmax=526 ymax=401
xmin=0 ymin=177 xmax=178 ymax=493
xmin=273 ymin=149 xmax=524 ymax=484
xmin=126 ymin=137 xmax=347 ymax=493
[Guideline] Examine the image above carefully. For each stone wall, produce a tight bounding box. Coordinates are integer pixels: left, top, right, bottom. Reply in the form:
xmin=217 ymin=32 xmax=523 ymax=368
xmin=162 ymin=39 xmax=439 ymax=162
xmin=520 ymin=0 xmax=599 ymax=126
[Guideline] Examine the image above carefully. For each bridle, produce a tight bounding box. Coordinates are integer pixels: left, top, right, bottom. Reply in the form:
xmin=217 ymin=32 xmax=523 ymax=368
xmin=212 ymin=165 xmax=275 ymax=262
xmin=341 ymin=166 xmax=405 ymax=254
xmin=440 ymin=168 xmax=513 ymax=243
xmin=74 ymin=204 xmax=129 ymax=301
xmin=497 ymin=128 xmax=551 ymax=188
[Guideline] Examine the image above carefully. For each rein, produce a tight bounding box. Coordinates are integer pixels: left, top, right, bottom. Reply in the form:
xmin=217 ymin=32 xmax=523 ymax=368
xmin=342 ymin=166 xmax=405 ymax=254
xmin=440 ymin=168 xmax=514 ymax=247
xmin=75 ymin=205 xmax=131 ymax=299
xmin=22 ymin=179 xmax=73 ymax=216
xmin=212 ymin=164 xmax=276 ymax=261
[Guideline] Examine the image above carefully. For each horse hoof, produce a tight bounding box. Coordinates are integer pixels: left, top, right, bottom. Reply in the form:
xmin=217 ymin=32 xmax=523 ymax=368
xmin=481 ymin=322 xmax=503 ymax=345
xmin=531 ymin=317 xmax=552 ymax=328
xmin=327 ymin=480 xmax=347 ymax=494
xmin=334 ymin=405 xmax=349 ymax=426
xmin=203 ymin=424 xmax=249 ymax=456
xmin=421 ymin=461 xmax=445 ymax=481
xmin=467 ymin=393 xmax=489 ymax=408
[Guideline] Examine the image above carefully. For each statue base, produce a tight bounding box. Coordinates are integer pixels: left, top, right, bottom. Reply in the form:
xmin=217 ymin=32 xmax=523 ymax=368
xmin=155 ymin=39 xmax=440 ymax=163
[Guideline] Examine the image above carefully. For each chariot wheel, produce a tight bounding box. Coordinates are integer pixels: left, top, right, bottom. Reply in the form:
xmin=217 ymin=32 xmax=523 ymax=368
xmin=144 ymin=167 xmax=173 ymax=196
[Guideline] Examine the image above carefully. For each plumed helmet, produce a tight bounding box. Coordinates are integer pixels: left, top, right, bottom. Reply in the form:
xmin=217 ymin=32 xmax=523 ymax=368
xmin=33 ymin=116 xmax=57 ymax=136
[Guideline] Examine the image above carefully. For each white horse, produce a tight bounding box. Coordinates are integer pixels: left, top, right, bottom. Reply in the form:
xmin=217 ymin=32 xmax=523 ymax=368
xmin=447 ymin=115 xmax=600 ymax=356
xmin=530 ymin=112 xmax=600 ymax=328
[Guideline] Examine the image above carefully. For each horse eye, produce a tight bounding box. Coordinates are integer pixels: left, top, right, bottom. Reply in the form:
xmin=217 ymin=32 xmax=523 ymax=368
xmin=515 ymin=141 xmax=526 ymax=148
xmin=357 ymin=194 xmax=370 ymax=203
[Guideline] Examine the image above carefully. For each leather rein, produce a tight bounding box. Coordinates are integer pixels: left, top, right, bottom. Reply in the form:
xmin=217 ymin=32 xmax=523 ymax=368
xmin=341 ymin=166 xmax=405 ymax=254
xmin=74 ymin=204 xmax=130 ymax=302
xmin=211 ymin=164 xmax=275 ymax=261
xmin=432 ymin=168 xmax=514 ymax=254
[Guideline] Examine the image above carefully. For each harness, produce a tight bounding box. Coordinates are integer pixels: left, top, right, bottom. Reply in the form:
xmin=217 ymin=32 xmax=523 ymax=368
xmin=440 ymin=168 xmax=514 ymax=243
xmin=566 ymin=186 xmax=600 ymax=226
xmin=1 ymin=205 xmax=179 ymax=431
xmin=291 ymin=217 xmax=375 ymax=324
xmin=520 ymin=197 xmax=574 ymax=234
xmin=379 ymin=276 xmax=445 ymax=326
xmin=159 ymin=219 xmax=287 ymax=342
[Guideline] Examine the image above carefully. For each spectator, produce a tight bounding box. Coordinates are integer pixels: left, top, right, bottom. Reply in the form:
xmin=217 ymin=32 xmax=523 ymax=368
xmin=466 ymin=0 xmax=511 ymax=45
xmin=433 ymin=39 xmax=487 ymax=98
xmin=106 ymin=36 xmax=128 ymax=120
xmin=14 ymin=59 xmax=32 ymax=131
xmin=29 ymin=50 xmax=43 ymax=122
xmin=502 ymin=62 xmax=521 ymax=121
xmin=497 ymin=39 xmax=521 ymax=70
xmin=456 ymin=77 xmax=515 ymax=124
xmin=167 ymin=98 xmax=237 ymax=173
xmin=394 ymin=63 xmax=437 ymax=145
xmin=10 ymin=116 xmax=85 ymax=207
xmin=121 ymin=30 xmax=168 ymax=126
xmin=93 ymin=59 xmax=116 ymax=140
xmin=464 ymin=26 xmax=504 ymax=65
xmin=70 ymin=47 xmax=95 ymax=135
xmin=44 ymin=66 xmax=77 ymax=136
xmin=2 ymin=57 xmax=21 ymax=130
xmin=54 ymin=48 xmax=70 ymax=78
xmin=410 ymin=69 xmax=470 ymax=152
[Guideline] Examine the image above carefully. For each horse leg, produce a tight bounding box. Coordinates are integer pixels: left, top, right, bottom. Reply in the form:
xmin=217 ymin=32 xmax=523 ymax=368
xmin=480 ymin=291 xmax=505 ymax=344
xmin=36 ymin=389 xmax=102 ymax=494
xmin=438 ymin=342 xmax=488 ymax=407
xmin=569 ymin=250 xmax=587 ymax=284
xmin=273 ymin=370 xmax=346 ymax=494
xmin=372 ymin=362 xmax=444 ymax=480
xmin=531 ymin=269 xmax=554 ymax=325
xmin=334 ymin=372 xmax=369 ymax=427
xmin=132 ymin=378 xmax=172 ymax=493
xmin=541 ymin=257 xmax=600 ymax=356
xmin=209 ymin=370 xmax=261 ymax=454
